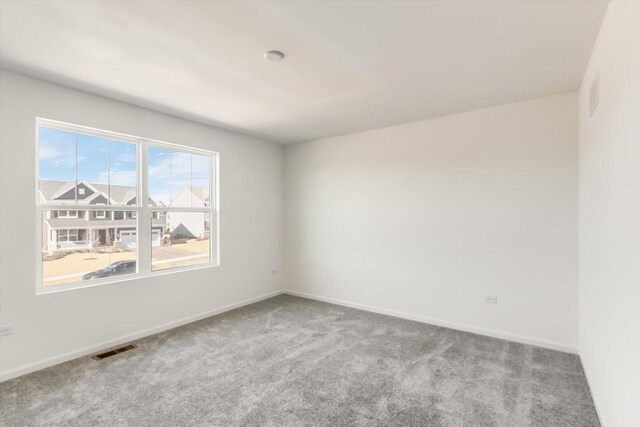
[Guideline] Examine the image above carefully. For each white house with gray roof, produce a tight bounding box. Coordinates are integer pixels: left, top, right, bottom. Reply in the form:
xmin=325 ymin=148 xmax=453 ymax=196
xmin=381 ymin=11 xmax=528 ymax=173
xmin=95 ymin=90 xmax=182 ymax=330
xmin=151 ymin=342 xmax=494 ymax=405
xmin=165 ymin=187 xmax=210 ymax=240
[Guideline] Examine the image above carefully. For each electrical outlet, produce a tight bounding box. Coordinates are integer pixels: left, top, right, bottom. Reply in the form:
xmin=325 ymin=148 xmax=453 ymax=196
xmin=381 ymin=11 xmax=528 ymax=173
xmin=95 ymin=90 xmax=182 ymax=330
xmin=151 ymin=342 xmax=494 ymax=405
xmin=483 ymin=296 xmax=498 ymax=304
xmin=0 ymin=325 xmax=13 ymax=337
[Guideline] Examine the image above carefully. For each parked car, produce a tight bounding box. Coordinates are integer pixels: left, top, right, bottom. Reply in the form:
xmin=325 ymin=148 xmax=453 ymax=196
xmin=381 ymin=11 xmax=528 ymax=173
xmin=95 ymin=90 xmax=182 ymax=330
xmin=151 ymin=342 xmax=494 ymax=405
xmin=82 ymin=260 xmax=136 ymax=280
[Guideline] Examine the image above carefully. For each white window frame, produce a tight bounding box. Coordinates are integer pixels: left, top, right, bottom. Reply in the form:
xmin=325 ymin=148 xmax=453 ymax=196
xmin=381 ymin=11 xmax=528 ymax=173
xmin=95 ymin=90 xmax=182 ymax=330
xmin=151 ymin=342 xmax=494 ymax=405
xmin=57 ymin=229 xmax=79 ymax=242
xmin=95 ymin=210 xmax=106 ymax=219
xmin=58 ymin=210 xmax=78 ymax=219
xmin=36 ymin=118 xmax=219 ymax=295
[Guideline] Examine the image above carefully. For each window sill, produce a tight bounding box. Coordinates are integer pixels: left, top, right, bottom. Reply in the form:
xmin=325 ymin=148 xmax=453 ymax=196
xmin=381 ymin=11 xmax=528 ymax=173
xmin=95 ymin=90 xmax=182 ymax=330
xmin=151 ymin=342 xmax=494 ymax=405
xmin=36 ymin=263 xmax=220 ymax=296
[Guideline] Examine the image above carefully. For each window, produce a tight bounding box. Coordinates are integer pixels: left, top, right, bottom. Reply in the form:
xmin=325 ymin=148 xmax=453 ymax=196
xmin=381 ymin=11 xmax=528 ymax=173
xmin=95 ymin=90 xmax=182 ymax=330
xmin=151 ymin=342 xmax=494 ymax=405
xmin=37 ymin=119 xmax=218 ymax=292
xmin=58 ymin=210 xmax=78 ymax=218
xmin=57 ymin=229 xmax=79 ymax=242
xmin=148 ymin=144 xmax=215 ymax=272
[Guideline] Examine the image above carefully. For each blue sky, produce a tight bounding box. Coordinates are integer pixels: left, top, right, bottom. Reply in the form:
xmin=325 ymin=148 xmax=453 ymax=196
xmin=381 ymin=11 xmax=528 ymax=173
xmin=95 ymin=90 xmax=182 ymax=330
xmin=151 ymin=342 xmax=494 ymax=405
xmin=39 ymin=127 xmax=210 ymax=206
xmin=147 ymin=146 xmax=210 ymax=205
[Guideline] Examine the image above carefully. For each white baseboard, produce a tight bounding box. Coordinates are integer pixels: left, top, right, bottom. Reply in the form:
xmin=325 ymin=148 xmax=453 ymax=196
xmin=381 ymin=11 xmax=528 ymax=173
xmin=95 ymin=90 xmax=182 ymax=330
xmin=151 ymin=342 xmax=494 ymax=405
xmin=1 ymin=288 xmax=578 ymax=382
xmin=0 ymin=289 xmax=284 ymax=382
xmin=283 ymin=289 xmax=578 ymax=354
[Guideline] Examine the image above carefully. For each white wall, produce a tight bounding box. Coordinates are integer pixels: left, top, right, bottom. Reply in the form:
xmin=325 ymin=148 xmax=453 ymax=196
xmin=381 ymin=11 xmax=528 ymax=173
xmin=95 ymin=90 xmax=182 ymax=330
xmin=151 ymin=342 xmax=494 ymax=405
xmin=285 ymin=93 xmax=579 ymax=352
xmin=578 ymin=2 xmax=640 ymax=426
xmin=0 ymin=70 xmax=283 ymax=380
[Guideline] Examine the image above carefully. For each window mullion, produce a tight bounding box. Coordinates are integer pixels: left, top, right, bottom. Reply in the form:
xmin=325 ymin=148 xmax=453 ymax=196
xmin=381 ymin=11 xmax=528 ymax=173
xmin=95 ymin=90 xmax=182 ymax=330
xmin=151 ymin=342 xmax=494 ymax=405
xmin=138 ymin=140 xmax=151 ymax=275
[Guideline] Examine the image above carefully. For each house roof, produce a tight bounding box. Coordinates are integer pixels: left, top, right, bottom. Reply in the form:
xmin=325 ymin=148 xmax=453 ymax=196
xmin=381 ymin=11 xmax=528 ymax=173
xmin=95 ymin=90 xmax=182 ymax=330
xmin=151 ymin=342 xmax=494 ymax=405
xmin=190 ymin=187 xmax=210 ymax=203
xmin=39 ymin=180 xmax=164 ymax=207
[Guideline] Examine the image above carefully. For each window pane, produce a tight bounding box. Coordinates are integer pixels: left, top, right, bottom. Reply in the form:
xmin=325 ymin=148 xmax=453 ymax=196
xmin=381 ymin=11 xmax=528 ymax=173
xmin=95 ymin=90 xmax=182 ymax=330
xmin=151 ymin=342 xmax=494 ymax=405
xmin=38 ymin=127 xmax=76 ymax=203
xmin=191 ymin=154 xmax=210 ymax=207
xmin=170 ymin=151 xmax=192 ymax=207
xmin=148 ymin=146 xmax=212 ymax=208
xmin=152 ymin=211 xmax=210 ymax=271
xmin=77 ymin=133 xmax=109 ymax=203
xmin=148 ymin=146 xmax=171 ymax=207
xmin=109 ymin=139 xmax=138 ymax=206
xmin=41 ymin=210 xmax=138 ymax=286
xmin=39 ymin=127 xmax=139 ymax=207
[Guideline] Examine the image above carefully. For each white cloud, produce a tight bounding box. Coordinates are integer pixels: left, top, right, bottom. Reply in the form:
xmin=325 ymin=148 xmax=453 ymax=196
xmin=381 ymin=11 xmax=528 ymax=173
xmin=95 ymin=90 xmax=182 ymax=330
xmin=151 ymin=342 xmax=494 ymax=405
xmin=148 ymin=152 xmax=191 ymax=179
xmin=39 ymin=145 xmax=84 ymax=166
xmin=96 ymin=170 xmax=137 ymax=186
xmin=116 ymin=151 xmax=136 ymax=163
xmin=38 ymin=145 xmax=62 ymax=160
xmin=110 ymin=170 xmax=137 ymax=186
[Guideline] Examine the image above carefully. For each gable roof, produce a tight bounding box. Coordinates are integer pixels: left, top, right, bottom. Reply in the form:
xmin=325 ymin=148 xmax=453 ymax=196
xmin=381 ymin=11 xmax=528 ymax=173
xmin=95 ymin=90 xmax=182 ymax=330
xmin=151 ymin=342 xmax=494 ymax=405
xmin=47 ymin=180 xmax=102 ymax=201
xmin=190 ymin=187 xmax=210 ymax=203
xmin=39 ymin=180 xmax=165 ymax=207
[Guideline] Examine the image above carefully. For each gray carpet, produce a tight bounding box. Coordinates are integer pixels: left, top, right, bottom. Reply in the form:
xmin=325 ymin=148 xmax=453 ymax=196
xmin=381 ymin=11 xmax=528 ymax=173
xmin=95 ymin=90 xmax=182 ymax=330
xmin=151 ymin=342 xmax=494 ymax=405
xmin=0 ymin=294 xmax=599 ymax=426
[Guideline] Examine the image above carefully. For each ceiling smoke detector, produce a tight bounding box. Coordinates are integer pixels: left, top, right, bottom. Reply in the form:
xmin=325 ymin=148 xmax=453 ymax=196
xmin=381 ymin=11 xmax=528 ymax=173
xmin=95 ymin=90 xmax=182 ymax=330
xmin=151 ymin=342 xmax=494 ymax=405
xmin=264 ymin=50 xmax=285 ymax=62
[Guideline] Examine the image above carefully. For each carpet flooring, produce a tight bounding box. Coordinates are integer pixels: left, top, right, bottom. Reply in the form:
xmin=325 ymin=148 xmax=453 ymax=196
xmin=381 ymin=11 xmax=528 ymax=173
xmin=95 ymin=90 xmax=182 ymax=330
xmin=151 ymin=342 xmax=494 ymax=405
xmin=0 ymin=294 xmax=599 ymax=426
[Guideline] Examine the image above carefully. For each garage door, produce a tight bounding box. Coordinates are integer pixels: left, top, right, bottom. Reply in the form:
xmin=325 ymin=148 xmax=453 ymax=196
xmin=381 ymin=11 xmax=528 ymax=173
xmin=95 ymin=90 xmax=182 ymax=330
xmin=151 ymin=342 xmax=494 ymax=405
xmin=151 ymin=230 xmax=162 ymax=247
xmin=120 ymin=230 xmax=137 ymax=248
xmin=119 ymin=231 xmax=161 ymax=247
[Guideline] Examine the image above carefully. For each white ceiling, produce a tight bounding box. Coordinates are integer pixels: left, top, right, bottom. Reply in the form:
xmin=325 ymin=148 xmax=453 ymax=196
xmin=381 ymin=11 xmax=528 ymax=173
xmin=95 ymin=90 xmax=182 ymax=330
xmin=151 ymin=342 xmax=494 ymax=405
xmin=0 ymin=0 xmax=608 ymax=144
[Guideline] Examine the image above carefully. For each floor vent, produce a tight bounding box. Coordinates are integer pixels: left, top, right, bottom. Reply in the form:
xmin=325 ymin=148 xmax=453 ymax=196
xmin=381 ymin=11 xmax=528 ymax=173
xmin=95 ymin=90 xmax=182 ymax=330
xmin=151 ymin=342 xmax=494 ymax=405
xmin=92 ymin=344 xmax=137 ymax=360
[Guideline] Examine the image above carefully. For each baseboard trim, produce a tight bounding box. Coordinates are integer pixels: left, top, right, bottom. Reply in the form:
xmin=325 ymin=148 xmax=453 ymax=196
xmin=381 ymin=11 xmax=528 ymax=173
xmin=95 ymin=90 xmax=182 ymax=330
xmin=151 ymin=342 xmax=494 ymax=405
xmin=283 ymin=289 xmax=578 ymax=354
xmin=1 ymin=288 xmax=578 ymax=382
xmin=0 ymin=289 xmax=284 ymax=382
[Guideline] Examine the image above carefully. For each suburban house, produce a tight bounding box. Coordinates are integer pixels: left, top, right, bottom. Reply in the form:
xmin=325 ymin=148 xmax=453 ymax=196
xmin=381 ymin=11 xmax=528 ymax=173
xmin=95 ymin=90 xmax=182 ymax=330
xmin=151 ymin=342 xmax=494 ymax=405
xmin=166 ymin=187 xmax=210 ymax=240
xmin=39 ymin=180 xmax=166 ymax=253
